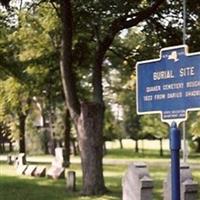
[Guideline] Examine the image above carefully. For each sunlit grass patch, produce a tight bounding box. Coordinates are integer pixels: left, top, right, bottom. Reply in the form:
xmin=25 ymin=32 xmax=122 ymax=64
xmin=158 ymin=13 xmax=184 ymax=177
xmin=0 ymin=149 xmax=199 ymax=200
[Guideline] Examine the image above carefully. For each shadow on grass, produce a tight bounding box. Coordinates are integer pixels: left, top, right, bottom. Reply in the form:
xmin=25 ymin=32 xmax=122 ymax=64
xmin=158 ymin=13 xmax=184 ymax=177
xmin=0 ymin=175 xmax=121 ymax=200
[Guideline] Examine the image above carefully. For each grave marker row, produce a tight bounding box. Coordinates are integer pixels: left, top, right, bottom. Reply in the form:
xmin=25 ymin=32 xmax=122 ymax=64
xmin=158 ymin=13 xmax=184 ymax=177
xmin=122 ymin=162 xmax=198 ymax=200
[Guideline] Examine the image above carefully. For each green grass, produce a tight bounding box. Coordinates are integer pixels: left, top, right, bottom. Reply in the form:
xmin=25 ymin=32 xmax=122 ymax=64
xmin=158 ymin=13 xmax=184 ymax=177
xmin=104 ymin=148 xmax=171 ymax=159
xmin=0 ymin=163 xmax=121 ymax=200
xmin=0 ymin=148 xmax=200 ymax=200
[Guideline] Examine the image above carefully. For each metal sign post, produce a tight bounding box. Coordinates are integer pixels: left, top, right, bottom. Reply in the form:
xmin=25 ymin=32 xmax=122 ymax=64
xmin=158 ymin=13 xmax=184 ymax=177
xmin=136 ymin=45 xmax=200 ymax=200
xmin=170 ymin=122 xmax=181 ymax=200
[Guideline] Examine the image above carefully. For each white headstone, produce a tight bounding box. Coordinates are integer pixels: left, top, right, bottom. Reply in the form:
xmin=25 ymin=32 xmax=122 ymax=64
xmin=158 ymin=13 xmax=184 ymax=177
xmin=34 ymin=166 xmax=46 ymax=177
xmin=47 ymin=166 xmax=65 ymax=179
xmin=122 ymin=162 xmax=153 ymax=200
xmin=16 ymin=165 xmax=28 ymax=175
xmin=24 ymin=165 xmax=37 ymax=176
xmin=163 ymin=164 xmax=198 ymax=200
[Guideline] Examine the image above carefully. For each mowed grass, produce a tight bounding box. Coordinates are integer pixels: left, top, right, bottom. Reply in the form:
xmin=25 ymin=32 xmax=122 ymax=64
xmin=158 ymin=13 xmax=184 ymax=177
xmin=0 ymin=162 xmax=121 ymax=200
xmin=0 ymin=148 xmax=200 ymax=200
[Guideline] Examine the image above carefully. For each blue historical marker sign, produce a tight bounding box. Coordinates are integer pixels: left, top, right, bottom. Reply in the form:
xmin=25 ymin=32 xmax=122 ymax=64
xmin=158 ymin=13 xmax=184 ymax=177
xmin=136 ymin=45 xmax=200 ymax=124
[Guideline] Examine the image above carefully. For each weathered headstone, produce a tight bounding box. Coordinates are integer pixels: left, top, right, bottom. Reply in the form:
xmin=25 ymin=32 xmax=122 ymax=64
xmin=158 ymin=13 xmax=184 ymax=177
xmin=34 ymin=166 xmax=46 ymax=177
xmin=122 ymin=162 xmax=153 ymax=200
xmin=164 ymin=164 xmax=198 ymax=200
xmin=46 ymin=147 xmax=66 ymax=179
xmin=16 ymin=165 xmax=28 ymax=175
xmin=55 ymin=147 xmax=68 ymax=167
xmin=18 ymin=153 xmax=26 ymax=165
xmin=14 ymin=156 xmax=19 ymax=168
xmin=66 ymin=171 xmax=76 ymax=191
xmin=24 ymin=165 xmax=37 ymax=176
xmin=47 ymin=166 xmax=65 ymax=179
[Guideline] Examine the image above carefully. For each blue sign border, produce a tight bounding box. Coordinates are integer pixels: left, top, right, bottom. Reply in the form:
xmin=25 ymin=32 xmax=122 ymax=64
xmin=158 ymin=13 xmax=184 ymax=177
xmin=136 ymin=45 xmax=200 ymax=125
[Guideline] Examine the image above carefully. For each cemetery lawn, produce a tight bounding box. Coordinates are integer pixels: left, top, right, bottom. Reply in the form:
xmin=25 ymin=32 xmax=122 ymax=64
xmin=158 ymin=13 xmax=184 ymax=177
xmin=0 ymin=149 xmax=200 ymax=200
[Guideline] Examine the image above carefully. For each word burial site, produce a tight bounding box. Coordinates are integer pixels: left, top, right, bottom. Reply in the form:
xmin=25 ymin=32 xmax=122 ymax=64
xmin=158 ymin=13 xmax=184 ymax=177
xmin=137 ymin=45 xmax=200 ymax=123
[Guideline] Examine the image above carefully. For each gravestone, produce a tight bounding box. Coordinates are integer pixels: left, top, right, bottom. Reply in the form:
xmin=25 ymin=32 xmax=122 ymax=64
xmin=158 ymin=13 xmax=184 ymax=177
xmin=46 ymin=147 xmax=66 ymax=179
xmin=14 ymin=156 xmax=19 ymax=168
xmin=163 ymin=164 xmax=198 ymax=200
xmin=16 ymin=165 xmax=28 ymax=175
xmin=34 ymin=166 xmax=46 ymax=177
xmin=66 ymin=171 xmax=76 ymax=191
xmin=24 ymin=165 xmax=37 ymax=176
xmin=122 ymin=162 xmax=153 ymax=200
xmin=18 ymin=153 xmax=26 ymax=165
xmin=15 ymin=153 xmax=27 ymax=175
xmin=47 ymin=166 xmax=65 ymax=179
xmin=55 ymin=147 xmax=68 ymax=167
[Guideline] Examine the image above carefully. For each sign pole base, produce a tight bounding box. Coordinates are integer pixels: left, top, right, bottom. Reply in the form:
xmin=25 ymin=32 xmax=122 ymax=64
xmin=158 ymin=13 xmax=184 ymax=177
xmin=170 ymin=122 xmax=181 ymax=200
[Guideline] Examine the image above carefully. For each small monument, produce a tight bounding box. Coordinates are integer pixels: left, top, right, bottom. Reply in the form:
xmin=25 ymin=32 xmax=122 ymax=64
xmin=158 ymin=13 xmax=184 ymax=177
xmin=66 ymin=171 xmax=76 ymax=191
xmin=24 ymin=165 xmax=37 ymax=176
xmin=55 ymin=147 xmax=68 ymax=167
xmin=46 ymin=147 xmax=66 ymax=179
xmin=18 ymin=153 xmax=26 ymax=165
xmin=16 ymin=153 xmax=27 ymax=175
xmin=163 ymin=164 xmax=198 ymax=200
xmin=122 ymin=162 xmax=153 ymax=200
xmin=34 ymin=166 xmax=46 ymax=177
xmin=16 ymin=165 xmax=28 ymax=175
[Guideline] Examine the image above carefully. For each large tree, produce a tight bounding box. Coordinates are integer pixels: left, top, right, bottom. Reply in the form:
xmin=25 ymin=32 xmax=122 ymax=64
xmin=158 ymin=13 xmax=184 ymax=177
xmin=0 ymin=0 xmax=166 ymax=195
xmin=59 ymin=0 xmax=165 ymax=195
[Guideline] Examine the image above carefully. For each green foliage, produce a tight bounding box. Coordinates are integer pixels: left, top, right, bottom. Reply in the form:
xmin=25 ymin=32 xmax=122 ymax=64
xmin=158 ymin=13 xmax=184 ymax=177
xmin=103 ymin=106 xmax=122 ymax=141
xmin=26 ymin=117 xmax=46 ymax=154
xmin=53 ymin=106 xmax=65 ymax=140
xmin=0 ymin=77 xmax=31 ymax=140
xmin=12 ymin=5 xmax=60 ymax=62
xmin=188 ymin=112 xmax=200 ymax=137
xmin=140 ymin=114 xmax=168 ymax=139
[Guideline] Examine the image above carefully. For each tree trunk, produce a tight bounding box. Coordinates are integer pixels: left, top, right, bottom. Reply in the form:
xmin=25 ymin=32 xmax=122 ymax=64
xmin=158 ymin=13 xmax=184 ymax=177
xmin=0 ymin=144 xmax=3 ymax=153
xmin=9 ymin=142 xmax=13 ymax=152
xmin=71 ymin=138 xmax=77 ymax=156
xmin=159 ymin=138 xmax=163 ymax=157
xmin=43 ymin=129 xmax=49 ymax=154
xmin=103 ymin=141 xmax=107 ymax=155
xmin=64 ymin=107 xmax=71 ymax=167
xmin=196 ymin=137 xmax=200 ymax=152
xmin=2 ymin=142 xmax=5 ymax=152
xmin=77 ymin=102 xmax=107 ymax=195
xmin=119 ymin=139 xmax=123 ymax=149
xmin=135 ymin=139 xmax=139 ymax=153
xmin=19 ymin=113 xmax=26 ymax=153
xmin=59 ymin=0 xmax=164 ymax=196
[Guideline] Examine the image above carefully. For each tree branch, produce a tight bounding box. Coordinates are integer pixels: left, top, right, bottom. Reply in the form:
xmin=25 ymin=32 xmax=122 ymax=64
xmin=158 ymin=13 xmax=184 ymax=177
xmin=60 ymin=0 xmax=80 ymax=120
xmin=122 ymin=0 xmax=165 ymax=29
xmin=92 ymin=0 xmax=165 ymax=103
xmin=50 ymin=0 xmax=61 ymax=18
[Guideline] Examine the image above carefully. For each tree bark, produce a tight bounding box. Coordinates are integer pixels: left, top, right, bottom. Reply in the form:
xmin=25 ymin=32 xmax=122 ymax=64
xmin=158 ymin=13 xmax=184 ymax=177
xmin=60 ymin=0 xmax=80 ymax=121
xmin=119 ymin=139 xmax=123 ymax=149
xmin=59 ymin=0 xmax=107 ymax=195
xmin=0 ymin=144 xmax=3 ymax=153
xmin=71 ymin=138 xmax=77 ymax=156
xmin=19 ymin=113 xmax=27 ymax=153
xmin=9 ymin=142 xmax=13 ymax=152
xmin=77 ymin=102 xmax=107 ymax=195
xmin=63 ymin=107 xmax=71 ymax=167
xmin=59 ymin=0 xmax=165 ymax=196
xmin=159 ymin=138 xmax=163 ymax=157
xmin=135 ymin=139 xmax=139 ymax=153
xmin=196 ymin=137 xmax=200 ymax=152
